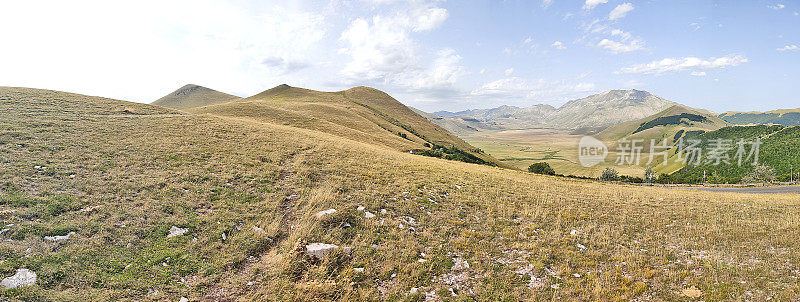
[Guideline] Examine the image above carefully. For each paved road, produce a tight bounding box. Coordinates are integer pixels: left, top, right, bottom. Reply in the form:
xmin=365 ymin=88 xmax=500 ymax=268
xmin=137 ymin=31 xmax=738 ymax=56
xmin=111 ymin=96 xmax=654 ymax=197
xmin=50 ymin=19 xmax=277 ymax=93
xmin=679 ymin=185 xmax=800 ymax=194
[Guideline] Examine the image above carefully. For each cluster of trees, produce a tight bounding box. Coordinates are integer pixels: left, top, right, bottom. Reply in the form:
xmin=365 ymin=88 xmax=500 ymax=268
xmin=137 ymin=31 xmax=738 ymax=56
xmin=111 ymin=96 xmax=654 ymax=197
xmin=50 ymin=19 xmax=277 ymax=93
xmin=671 ymin=125 xmax=799 ymax=183
xmin=416 ymin=144 xmax=495 ymax=166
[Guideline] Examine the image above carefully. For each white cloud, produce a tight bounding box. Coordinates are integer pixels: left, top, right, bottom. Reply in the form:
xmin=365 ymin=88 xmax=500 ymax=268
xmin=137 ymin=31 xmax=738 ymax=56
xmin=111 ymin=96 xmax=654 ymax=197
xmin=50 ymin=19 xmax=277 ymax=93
xmin=691 ymin=71 xmax=707 ymax=76
xmin=768 ymin=4 xmax=786 ymax=10
xmin=470 ymin=77 xmax=596 ymax=103
xmin=597 ymin=38 xmax=644 ymax=53
xmin=777 ymin=45 xmax=799 ymax=51
xmin=619 ymin=54 xmax=748 ymax=75
xmin=552 ymin=41 xmax=566 ymax=49
xmin=0 ymin=0 xmax=327 ymax=101
xmin=523 ymin=37 xmax=533 ymax=45
xmin=608 ymin=3 xmax=634 ymax=20
xmin=542 ymin=0 xmax=554 ymax=8
xmin=393 ymin=48 xmax=466 ymax=92
xmin=505 ymin=68 xmax=515 ymax=76
xmin=339 ymin=0 xmax=448 ymax=81
xmin=583 ymin=0 xmax=608 ymax=10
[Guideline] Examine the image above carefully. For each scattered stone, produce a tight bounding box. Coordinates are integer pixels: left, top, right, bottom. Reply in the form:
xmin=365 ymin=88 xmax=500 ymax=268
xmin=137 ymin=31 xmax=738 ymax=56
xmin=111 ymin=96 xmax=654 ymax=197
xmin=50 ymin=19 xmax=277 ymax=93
xmin=681 ymin=286 xmax=703 ymax=298
xmin=364 ymin=211 xmax=376 ymax=219
xmin=570 ymin=229 xmax=579 ymax=236
xmin=550 ymin=283 xmax=560 ymax=290
xmin=168 ymin=226 xmax=188 ymax=238
xmin=252 ymin=226 xmax=263 ymax=233
xmin=410 ymin=287 xmax=419 ymax=294
xmin=44 ymin=232 xmax=75 ymax=242
xmin=380 ymin=209 xmax=387 ymax=214
xmin=353 ymin=267 xmax=364 ymax=273
xmin=357 ymin=206 xmax=365 ymax=211
xmin=576 ymin=243 xmax=587 ymax=250
xmin=453 ymin=258 xmax=469 ymax=270
xmin=179 ymin=297 xmax=189 ymax=302
xmin=573 ymin=273 xmax=581 ymax=278
xmin=247 ymin=281 xmax=254 ymax=286
xmin=418 ymin=259 xmax=427 ymax=263
xmin=1 ymin=268 xmax=37 ymax=289
xmin=221 ymin=233 xmax=226 ymax=241
xmin=305 ymin=243 xmax=339 ymax=258
xmin=343 ymin=223 xmax=352 ymax=228
xmin=315 ymin=209 xmax=337 ymax=218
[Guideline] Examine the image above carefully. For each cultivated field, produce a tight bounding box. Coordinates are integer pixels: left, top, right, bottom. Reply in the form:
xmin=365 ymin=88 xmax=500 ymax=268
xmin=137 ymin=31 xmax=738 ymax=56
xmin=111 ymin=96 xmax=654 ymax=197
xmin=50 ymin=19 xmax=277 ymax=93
xmin=1 ymin=87 xmax=799 ymax=301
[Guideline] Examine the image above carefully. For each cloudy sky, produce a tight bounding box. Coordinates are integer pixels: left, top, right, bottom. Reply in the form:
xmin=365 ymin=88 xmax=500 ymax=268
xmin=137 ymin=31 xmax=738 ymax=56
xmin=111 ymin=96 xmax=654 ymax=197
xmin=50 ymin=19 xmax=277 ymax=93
xmin=1 ymin=0 xmax=798 ymax=112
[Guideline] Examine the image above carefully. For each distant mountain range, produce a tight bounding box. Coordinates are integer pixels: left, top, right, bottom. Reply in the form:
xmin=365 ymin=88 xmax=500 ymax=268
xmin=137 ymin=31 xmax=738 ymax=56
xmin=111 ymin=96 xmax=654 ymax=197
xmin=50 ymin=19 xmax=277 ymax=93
xmin=431 ymin=90 xmax=680 ymax=131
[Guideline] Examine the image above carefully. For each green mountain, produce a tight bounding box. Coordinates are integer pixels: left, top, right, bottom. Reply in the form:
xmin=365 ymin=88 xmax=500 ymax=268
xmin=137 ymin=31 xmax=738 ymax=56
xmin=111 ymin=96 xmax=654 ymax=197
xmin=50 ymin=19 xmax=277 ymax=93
xmin=597 ymin=105 xmax=729 ymax=145
xmin=718 ymin=108 xmax=800 ymax=126
xmin=668 ymin=125 xmax=800 ymax=183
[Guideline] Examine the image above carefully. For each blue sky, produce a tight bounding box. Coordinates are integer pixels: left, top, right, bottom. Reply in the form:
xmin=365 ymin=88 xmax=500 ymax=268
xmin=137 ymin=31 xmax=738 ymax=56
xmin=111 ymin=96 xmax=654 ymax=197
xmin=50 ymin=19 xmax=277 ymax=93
xmin=0 ymin=0 xmax=797 ymax=112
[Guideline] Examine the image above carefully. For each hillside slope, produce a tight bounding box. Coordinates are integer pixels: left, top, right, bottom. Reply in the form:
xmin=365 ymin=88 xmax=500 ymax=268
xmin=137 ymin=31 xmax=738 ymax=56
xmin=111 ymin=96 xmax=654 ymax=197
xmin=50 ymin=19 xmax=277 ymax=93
xmin=1 ymin=87 xmax=799 ymax=301
xmin=598 ymin=105 xmax=729 ymax=143
xmin=719 ymin=108 xmax=800 ymax=126
xmin=152 ymin=84 xmax=240 ymax=110
xmin=669 ymin=125 xmax=800 ymax=183
xmin=189 ymin=85 xmax=500 ymax=166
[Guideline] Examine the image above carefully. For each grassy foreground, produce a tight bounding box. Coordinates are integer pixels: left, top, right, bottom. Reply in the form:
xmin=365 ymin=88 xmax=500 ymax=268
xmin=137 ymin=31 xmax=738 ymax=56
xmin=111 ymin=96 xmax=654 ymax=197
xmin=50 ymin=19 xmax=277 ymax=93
xmin=1 ymin=87 xmax=799 ymax=301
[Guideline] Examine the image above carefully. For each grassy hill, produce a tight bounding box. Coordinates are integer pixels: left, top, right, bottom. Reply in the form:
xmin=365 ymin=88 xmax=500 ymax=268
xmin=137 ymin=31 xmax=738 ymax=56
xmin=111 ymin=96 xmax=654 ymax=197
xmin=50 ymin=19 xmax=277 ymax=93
xmin=718 ymin=108 xmax=800 ymax=126
xmin=669 ymin=125 xmax=800 ymax=183
xmin=598 ymin=105 xmax=729 ymax=144
xmin=1 ymin=87 xmax=800 ymax=301
xmin=152 ymin=84 xmax=240 ymax=110
xmin=189 ymin=85 xmax=500 ymax=166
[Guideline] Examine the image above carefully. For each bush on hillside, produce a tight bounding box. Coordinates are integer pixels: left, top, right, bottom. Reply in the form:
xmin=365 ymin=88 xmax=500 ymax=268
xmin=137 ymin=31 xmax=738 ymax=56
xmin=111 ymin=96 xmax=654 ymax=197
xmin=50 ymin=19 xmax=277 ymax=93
xmin=528 ymin=162 xmax=556 ymax=175
xmin=600 ymin=167 xmax=619 ymax=181
xmin=742 ymin=164 xmax=776 ymax=184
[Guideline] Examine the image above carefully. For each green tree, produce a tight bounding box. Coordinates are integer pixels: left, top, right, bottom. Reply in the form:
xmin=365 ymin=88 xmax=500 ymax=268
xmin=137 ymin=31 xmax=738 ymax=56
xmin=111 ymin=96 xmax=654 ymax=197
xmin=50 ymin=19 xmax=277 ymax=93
xmin=528 ymin=162 xmax=556 ymax=175
xmin=600 ymin=167 xmax=619 ymax=181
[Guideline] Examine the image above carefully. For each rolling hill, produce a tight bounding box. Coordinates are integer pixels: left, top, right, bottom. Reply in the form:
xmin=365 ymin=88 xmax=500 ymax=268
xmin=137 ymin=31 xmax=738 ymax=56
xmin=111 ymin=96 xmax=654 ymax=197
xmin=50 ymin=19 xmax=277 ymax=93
xmin=188 ymin=85 xmax=500 ymax=166
xmin=597 ymin=105 xmax=729 ymax=143
xmin=1 ymin=86 xmax=800 ymax=301
xmin=152 ymin=84 xmax=240 ymax=110
xmin=718 ymin=108 xmax=800 ymax=126
xmin=668 ymin=125 xmax=800 ymax=183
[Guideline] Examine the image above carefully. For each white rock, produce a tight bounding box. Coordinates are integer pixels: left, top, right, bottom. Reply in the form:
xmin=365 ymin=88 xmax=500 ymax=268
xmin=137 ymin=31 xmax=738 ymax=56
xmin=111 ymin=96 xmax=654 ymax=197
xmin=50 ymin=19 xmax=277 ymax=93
xmin=380 ymin=209 xmax=387 ymax=214
xmin=573 ymin=273 xmax=582 ymax=278
xmin=1 ymin=268 xmax=37 ymax=289
xmin=167 ymin=226 xmax=188 ymax=238
xmin=418 ymin=259 xmax=427 ymax=263
xmin=364 ymin=211 xmax=376 ymax=219
xmin=353 ymin=267 xmax=365 ymax=272
xmin=252 ymin=226 xmax=263 ymax=233
xmin=305 ymin=243 xmax=339 ymax=258
xmin=357 ymin=206 xmax=365 ymax=211
xmin=315 ymin=209 xmax=337 ymax=218
xmin=179 ymin=297 xmax=189 ymax=302
xmin=44 ymin=232 xmax=75 ymax=242
xmin=221 ymin=233 xmax=226 ymax=241
xmin=570 ymin=229 xmax=579 ymax=236
xmin=410 ymin=287 xmax=419 ymax=294
xmin=452 ymin=258 xmax=469 ymax=270
xmin=577 ymin=243 xmax=587 ymax=250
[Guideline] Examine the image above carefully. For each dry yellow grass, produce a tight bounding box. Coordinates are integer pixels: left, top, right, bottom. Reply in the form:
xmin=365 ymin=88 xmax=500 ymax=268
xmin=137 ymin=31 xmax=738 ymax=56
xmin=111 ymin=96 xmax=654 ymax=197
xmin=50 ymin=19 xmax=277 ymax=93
xmin=0 ymin=87 xmax=798 ymax=301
